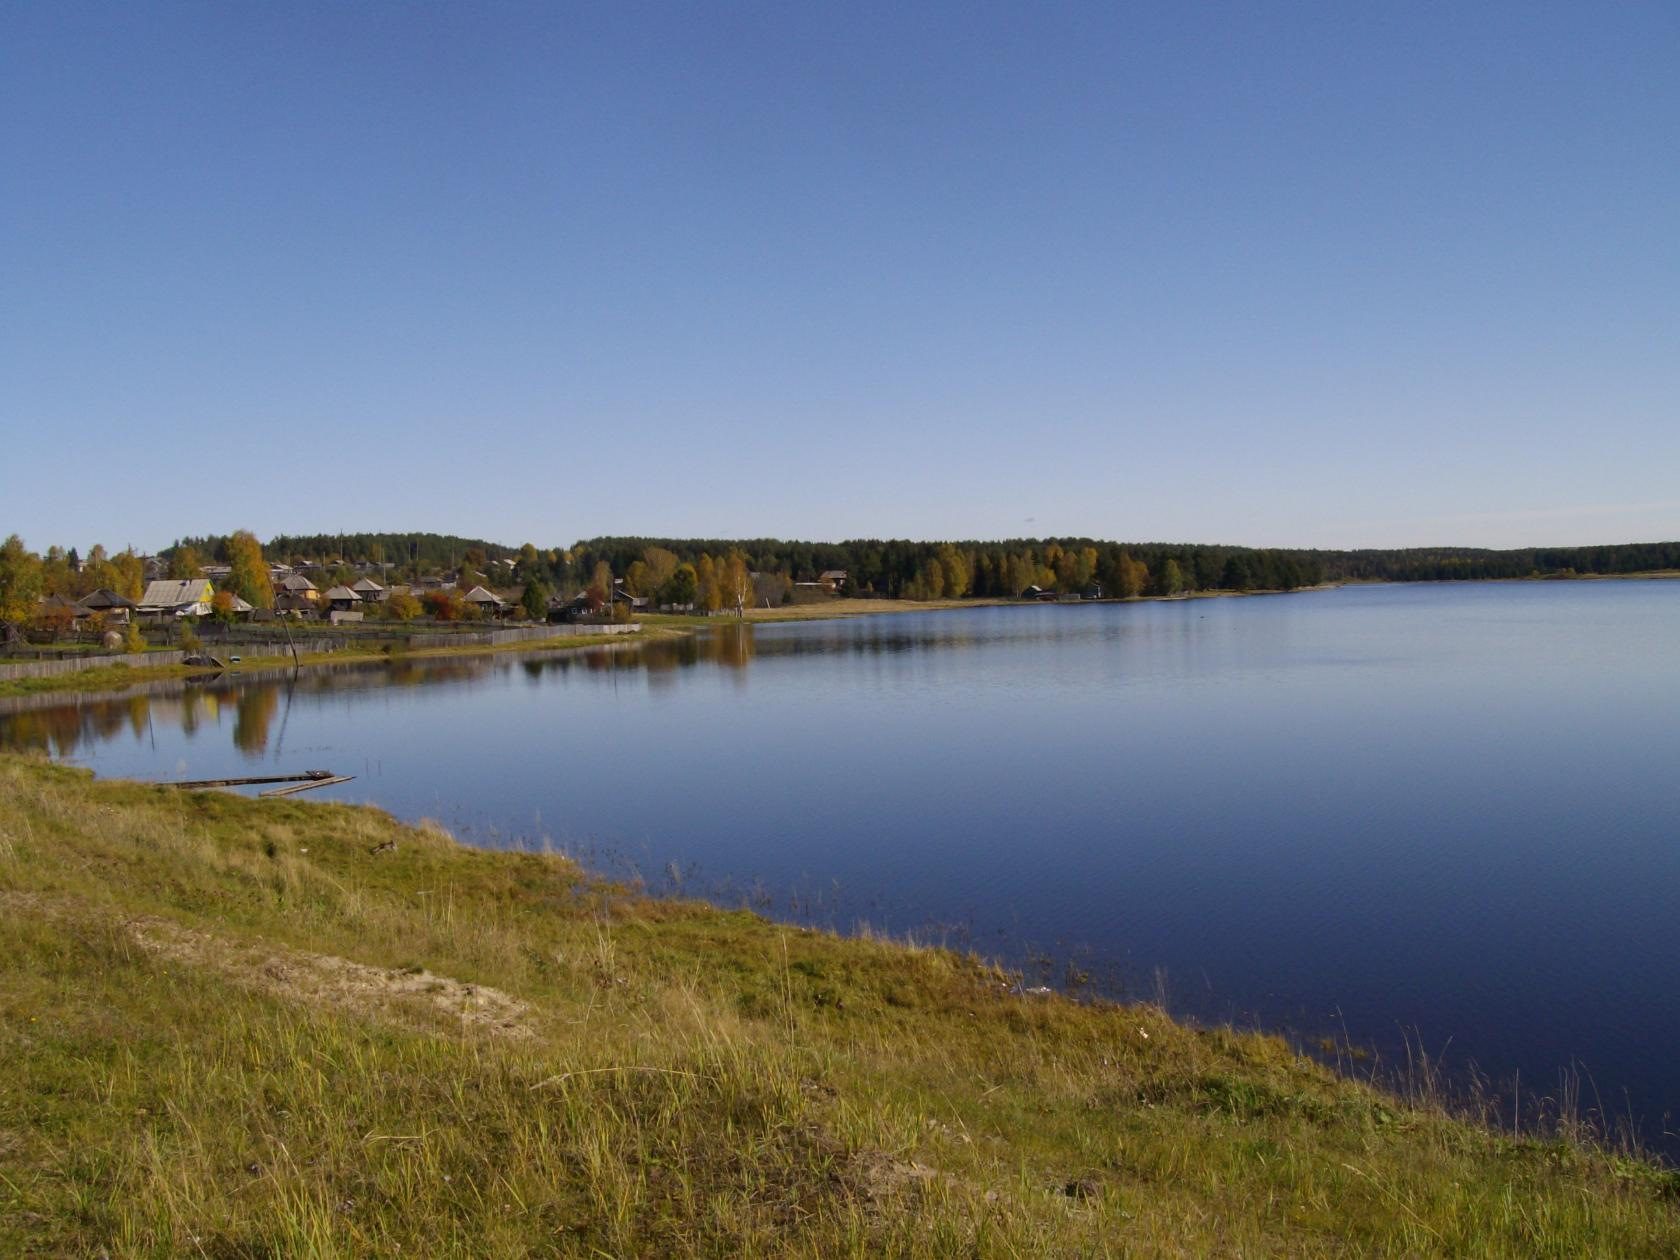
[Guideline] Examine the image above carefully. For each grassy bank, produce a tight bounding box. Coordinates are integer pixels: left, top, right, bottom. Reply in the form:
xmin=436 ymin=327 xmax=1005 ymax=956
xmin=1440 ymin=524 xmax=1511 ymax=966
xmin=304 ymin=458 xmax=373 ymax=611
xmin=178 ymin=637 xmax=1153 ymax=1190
xmin=1 ymin=757 xmax=1675 ymax=1256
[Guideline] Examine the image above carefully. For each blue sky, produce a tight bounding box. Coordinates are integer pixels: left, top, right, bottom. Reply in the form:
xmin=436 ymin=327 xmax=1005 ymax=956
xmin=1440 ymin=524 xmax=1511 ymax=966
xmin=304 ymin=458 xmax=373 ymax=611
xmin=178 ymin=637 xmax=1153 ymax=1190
xmin=4 ymin=1 xmax=1676 ymax=553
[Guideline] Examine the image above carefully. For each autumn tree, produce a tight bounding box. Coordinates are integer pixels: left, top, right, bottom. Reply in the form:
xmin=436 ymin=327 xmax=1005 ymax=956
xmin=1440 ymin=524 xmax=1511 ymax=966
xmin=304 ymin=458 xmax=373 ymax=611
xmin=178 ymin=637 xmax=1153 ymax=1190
xmin=695 ymin=554 xmax=722 ymax=613
xmin=1157 ymin=558 xmax=1185 ymax=596
xmin=0 ymin=535 xmax=45 ymax=637
xmin=934 ymin=544 xmax=970 ymax=598
xmin=642 ymin=547 xmax=679 ymax=594
xmin=720 ymin=551 xmax=754 ymax=617
xmin=168 ymin=546 xmax=202 ymax=580
xmin=1112 ymin=551 xmax=1150 ymax=598
xmin=422 ymin=590 xmax=461 ymax=621
xmin=911 ymin=558 xmax=944 ymax=601
xmin=225 ymin=531 xmax=273 ymax=609
xmin=587 ymin=560 xmax=614 ymax=612
xmin=40 ymin=547 xmax=73 ymax=598
xmin=1075 ymin=547 xmax=1099 ymax=590
xmin=386 ymin=590 xmax=421 ymax=621
xmin=77 ymin=545 xmax=116 ymax=598
xmin=112 ymin=550 xmax=144 ymax=600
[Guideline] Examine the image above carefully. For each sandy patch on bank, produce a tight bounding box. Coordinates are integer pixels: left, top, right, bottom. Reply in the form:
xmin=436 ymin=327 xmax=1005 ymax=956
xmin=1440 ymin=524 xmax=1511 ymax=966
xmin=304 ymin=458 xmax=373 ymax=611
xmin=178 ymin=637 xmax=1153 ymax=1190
xmin=127 ymin=916 xmax=534 ymax=1039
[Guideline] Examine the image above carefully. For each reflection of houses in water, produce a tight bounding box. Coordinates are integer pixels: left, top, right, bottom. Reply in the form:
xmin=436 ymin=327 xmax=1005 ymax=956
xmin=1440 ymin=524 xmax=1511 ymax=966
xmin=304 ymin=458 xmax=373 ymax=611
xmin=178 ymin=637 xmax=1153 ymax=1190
xmin=0 ymin=629 xmax=768 ymax=764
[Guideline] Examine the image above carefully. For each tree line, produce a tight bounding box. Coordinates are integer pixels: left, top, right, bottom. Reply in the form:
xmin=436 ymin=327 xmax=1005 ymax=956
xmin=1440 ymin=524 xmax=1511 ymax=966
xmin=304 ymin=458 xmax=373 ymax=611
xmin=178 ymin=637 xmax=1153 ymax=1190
xmin=572 ymin=537 xmax=1327 ymax=599
xmin=170 ymin=532 xmax=513 ymax=577
xmin=7 ymin=530 xmax=1678 ymax=640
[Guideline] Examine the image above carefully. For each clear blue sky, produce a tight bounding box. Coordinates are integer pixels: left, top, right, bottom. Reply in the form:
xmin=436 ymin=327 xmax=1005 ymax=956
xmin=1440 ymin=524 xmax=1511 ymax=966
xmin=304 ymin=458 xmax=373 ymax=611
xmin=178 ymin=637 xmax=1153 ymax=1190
xmin=4 ymin=1 xmax=1676 ymax=554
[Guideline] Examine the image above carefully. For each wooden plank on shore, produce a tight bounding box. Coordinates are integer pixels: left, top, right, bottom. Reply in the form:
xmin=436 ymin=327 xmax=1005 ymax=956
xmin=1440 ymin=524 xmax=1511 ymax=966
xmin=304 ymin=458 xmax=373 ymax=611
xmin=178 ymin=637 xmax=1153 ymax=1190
xmin=259 ymin=775 xmax=355 ymax=798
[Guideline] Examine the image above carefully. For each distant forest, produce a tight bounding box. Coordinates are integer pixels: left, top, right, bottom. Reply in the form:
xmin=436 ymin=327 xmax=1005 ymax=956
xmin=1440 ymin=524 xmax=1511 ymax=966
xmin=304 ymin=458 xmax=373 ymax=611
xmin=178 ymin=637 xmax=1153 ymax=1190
xmin=171 ymin=533 xmax=516 ymax=575
xmin=155 ymin=532 xmax=1680 ymax=600
xmin=569 ymin=537 xmax=1680 ymax=598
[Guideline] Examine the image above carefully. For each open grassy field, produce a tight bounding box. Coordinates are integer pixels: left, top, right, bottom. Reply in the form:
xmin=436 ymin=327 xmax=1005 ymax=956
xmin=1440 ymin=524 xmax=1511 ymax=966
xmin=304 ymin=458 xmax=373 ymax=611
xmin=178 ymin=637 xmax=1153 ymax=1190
xmin=1 ymin=755 xmax=1675 ymax=1255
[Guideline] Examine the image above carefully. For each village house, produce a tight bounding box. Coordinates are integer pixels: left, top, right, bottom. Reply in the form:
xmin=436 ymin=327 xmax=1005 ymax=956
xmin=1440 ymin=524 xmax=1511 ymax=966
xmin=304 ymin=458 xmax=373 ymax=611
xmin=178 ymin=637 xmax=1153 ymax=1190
xmin=322 ymin=585 xmax=364 ymax=624
xmin=611 ymin=580 xmax=649 ymax=612
xmin=322 ymin=585 xmax=362 ymax=613
xmin=137 ymin=579 xmax=215 ymax=619
xmin=462 ymin=585 xmax=508 ymax=617
xmin=352 ymin=576 xmax=386 ymax=603
xmin=277 ymin=573 xmax=319 ymax=600
xmin=35 ymin=594 xmax=81 ymax=628
xmin=75 ymin=588 xmax=138 ymax=625
xmin=274 ymin=573 xmax=320 ymax=616
xmin=547 ymin=593 xmax=593 ymax=623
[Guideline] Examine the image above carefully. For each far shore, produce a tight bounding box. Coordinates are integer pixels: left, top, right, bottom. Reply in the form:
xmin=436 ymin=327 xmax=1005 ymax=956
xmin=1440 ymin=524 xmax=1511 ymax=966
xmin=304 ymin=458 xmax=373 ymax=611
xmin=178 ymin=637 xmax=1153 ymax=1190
xmin=7 ymin=569 xmax=1676 ymax=702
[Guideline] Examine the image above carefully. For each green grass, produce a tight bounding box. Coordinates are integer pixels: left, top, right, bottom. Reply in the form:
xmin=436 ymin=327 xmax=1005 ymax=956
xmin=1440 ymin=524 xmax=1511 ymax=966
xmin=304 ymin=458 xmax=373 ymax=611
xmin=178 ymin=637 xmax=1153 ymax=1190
xmin=0 ymin=755 xmax=1675 ymax=1256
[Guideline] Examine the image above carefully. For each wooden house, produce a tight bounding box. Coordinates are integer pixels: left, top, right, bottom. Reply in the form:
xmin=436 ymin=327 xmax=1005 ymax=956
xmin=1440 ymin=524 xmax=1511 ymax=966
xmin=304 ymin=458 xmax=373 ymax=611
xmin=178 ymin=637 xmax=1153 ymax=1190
xmin=75 ymin=588 xmax=138 ymax=625
xmin=137 ymin=579 xmax=215 ymax=619
xmin=463 ymin=585 xmax=508 ymax=616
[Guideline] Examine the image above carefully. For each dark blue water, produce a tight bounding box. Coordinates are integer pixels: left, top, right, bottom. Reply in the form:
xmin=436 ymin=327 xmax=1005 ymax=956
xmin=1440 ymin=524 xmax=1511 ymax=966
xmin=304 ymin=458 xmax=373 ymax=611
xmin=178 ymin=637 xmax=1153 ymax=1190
xmin=7 ymin=581 xmax=1679 ymax=1150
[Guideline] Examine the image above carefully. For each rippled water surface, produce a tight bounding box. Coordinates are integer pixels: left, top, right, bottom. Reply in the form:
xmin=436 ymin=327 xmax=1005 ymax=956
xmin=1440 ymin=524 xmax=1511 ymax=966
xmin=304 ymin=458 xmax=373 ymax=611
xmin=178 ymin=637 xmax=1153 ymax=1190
xmin=8 ymin=581 xmax=1678 ymax=1147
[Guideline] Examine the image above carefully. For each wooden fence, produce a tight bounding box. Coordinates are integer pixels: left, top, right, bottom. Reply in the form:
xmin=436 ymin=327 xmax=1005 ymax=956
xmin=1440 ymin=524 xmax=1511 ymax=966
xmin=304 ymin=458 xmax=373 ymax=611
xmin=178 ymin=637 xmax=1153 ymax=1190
xmin=0 ymin=651 xmax=187 ymax=682
xmin=0 ymin=624 xmax=640 ymax=682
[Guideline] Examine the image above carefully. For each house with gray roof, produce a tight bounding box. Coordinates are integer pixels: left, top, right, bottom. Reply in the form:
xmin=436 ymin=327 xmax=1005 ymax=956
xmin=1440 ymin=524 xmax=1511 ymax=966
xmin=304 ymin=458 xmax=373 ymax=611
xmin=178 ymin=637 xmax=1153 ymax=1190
xmin=137 ymin=579 xmax=215 ymax=619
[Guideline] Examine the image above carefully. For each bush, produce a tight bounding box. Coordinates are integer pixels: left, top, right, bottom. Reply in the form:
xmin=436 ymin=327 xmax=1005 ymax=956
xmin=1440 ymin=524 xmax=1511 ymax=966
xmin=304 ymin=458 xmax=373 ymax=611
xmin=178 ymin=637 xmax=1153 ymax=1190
xmin=386 ymin=591 xmax=421 ymax=622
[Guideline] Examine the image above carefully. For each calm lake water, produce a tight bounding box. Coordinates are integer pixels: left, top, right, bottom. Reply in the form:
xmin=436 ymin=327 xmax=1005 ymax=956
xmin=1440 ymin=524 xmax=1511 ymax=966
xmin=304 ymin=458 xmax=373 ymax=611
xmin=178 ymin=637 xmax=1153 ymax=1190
xmin=7 ymin=581 xmax=1679 ymax=1149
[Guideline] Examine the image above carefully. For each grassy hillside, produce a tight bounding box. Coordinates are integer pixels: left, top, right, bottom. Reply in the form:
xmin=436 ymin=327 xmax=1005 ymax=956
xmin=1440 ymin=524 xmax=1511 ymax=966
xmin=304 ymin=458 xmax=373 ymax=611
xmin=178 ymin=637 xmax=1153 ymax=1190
xmin=1 ymin=756 xmax=1675 ymax=1256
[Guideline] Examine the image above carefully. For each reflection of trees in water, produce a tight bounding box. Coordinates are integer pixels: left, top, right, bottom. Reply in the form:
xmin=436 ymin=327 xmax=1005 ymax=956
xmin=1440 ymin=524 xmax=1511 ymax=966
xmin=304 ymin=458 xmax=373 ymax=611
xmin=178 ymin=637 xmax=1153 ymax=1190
xmin=0 ymin=694 xmax=156 ymax=758
xmin=0 ymin=630 xmax=773 ymax=760
xmin=126 ymin=696 xmax=148 ymax=740
xmin=388 ymin=661 xmax=490 ymax=688
xmin=0 ymin=707 xmax=81 ymax=756
xmin=515 ymin=628 xmax=757 ymax=684
xmin=233 ymin=684 xmax=280 ymax=757
xmin=712 ymin=623 xmax=753 ymax=669
xmin=169 ymin=691 xmax=202 ymax=737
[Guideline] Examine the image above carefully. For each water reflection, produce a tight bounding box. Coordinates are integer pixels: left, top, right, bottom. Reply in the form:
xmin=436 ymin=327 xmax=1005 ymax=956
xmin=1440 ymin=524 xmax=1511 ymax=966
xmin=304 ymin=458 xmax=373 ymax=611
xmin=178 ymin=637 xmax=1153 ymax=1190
xmin=0 ymin=626 xmax=762 ymax=760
